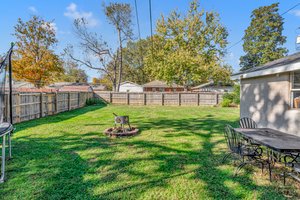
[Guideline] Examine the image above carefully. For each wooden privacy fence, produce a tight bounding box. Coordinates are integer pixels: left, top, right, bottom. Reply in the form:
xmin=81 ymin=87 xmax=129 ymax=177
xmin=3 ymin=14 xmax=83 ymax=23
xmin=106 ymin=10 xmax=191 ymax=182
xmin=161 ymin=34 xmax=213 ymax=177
xmin=4 ymin=92 xmax=93 ymax=123
xmin=95 ymin=92 xmax=223 ymax=106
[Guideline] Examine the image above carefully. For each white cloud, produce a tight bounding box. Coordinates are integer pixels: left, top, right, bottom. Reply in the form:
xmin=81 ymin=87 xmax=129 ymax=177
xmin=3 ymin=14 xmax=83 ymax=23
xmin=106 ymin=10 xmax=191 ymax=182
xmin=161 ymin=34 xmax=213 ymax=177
xmin=49 ymin=22 xmax=58 ymax=33
xmin=28 ymin=6 xmax=37 ymax=13
xmin=290 ymin=10 xmax=300 ymax=17
xmin=64 ymin=3 xmax=98 ymax=27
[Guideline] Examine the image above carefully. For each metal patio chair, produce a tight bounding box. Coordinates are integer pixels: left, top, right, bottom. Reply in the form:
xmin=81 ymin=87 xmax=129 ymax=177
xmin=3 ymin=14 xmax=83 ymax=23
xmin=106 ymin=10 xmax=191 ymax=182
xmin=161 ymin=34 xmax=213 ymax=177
xmin=239 ymin=117 xmax=262 ymax=146
xmin=239 ymin=117 xmax=257 ymax=129
xmin=283 ymin=153 xmax=300 ymax=185
xmin=0 ymin=44 xmax=14 ymax=183
xmin=239 ymin=118 xmax=282 ymax=173
xmin=222 ymin=125 xmax=268 ymax=176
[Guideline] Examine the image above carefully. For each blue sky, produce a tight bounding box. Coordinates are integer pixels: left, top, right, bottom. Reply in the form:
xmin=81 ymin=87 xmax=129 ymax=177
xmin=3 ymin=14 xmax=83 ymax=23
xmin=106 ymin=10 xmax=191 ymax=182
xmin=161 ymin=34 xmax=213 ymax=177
xmin=1 ymin=0 xmax=300 ymax=80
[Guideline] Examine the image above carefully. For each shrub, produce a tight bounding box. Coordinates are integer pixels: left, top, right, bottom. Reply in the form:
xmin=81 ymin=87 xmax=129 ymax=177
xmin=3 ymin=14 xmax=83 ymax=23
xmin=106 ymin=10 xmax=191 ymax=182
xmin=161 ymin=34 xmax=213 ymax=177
xmin=221 ymin=84 xmax=240 ymax=107
xmin=221 ymin=98 xmax=231 ymax=107
xmin=223 ymin=92 xmax=234 ymax=102
xmin=86 ymin=98 xmax=106 ymax=106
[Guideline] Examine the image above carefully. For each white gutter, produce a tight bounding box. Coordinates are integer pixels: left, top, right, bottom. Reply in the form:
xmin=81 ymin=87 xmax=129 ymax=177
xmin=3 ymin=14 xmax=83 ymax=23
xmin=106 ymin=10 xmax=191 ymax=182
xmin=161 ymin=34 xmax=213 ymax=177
xmin=230 ymin=62 xmax=300 ymax=80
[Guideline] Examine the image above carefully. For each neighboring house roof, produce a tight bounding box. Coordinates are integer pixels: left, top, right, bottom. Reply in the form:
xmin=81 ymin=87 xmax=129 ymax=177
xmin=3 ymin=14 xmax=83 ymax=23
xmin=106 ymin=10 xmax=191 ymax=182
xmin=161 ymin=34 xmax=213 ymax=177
xmin=191 ymin=81 xmax=214 ymax=90
xmin=92 ymin=85 xmax=107 ymax=91
xmin=7 ymin=81 xmax=92 ymax=92
xmin=48 ymin=82 xmax=74 ymax=87
xmin=15 ymin=88 xmax=56 ymax=92
xmin=12 ymin=81 xmax=35 ymax=88
xmin=47 ymin=82 xmax=89 ymax=88
xmin=5 ymin=80 xmax=35 ymax=89
xmin=231 ymin=52 xmax=300 ymax=80
xmin=143 ymin=80 xmax=184 ymax=88
xmin=120 ymin=81 xmax=142 ymax=87
xmin=191 ymin=81 xmax=233 ymax=92
xmin=58 ymin=85 xmax=93 ymax=92
xmin=47 ymin=82 xmax=92 ymax=92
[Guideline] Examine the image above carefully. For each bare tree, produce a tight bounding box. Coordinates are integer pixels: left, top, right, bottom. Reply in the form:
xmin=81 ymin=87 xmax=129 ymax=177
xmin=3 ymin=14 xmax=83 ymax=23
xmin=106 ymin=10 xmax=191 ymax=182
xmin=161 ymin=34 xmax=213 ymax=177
xmin=104 ymin=2 xmax=133 ymax=91
xmin=64 ymin=18 xmax=119 ymax=91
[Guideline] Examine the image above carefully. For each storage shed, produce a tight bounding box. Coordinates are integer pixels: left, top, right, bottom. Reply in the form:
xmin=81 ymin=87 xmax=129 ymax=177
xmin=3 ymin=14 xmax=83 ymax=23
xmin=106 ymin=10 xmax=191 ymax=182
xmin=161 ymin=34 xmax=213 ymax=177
xmin=119 ymin=81 xmax=143 ymax=92
xmin=231 ymin=52 xmax=300 ymax=135
xmin=143 ymin=80 xmax=184 ymax=92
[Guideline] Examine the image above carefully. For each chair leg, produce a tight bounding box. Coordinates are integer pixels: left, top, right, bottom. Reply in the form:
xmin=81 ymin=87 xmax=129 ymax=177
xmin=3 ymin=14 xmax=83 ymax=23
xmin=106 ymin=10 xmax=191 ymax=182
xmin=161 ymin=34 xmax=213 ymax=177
xmin=222 ymin=152 xmax=232 ymax=163
xmin=268 ymin=162 xmax=272 ymax=182
xmin=260 ymin=162 xmax=264 ymax=174
xmin=235 ymin=162 xmax=247 ymax=176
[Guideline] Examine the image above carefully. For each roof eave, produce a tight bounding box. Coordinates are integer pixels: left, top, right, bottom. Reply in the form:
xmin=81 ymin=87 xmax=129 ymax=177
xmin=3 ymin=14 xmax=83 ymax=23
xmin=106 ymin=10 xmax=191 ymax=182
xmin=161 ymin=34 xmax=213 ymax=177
xmin=230 ymin=62 xmax=300 ymax=80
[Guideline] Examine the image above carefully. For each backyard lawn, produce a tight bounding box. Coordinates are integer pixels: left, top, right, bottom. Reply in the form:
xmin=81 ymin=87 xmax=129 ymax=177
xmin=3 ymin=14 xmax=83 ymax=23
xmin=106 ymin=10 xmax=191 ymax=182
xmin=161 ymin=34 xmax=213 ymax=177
xmin=0 ymin=105 xmax=294 ymax=199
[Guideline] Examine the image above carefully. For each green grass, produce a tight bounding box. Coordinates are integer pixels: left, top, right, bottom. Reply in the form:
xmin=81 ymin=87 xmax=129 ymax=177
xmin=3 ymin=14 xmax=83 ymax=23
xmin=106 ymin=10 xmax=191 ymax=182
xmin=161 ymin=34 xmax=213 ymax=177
xmin=0 ymin=105 xmax=292 ymax=199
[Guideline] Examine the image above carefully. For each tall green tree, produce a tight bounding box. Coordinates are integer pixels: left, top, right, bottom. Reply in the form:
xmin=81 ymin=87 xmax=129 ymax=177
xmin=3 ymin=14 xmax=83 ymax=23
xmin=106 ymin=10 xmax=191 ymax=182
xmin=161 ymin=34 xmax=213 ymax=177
xmin=145 ymin=0 xmax=230 ymax=89
xmin=13 ymin=16 xmax=63 ymax=88
xmin=104 ymin=2 xmax=133 ymax=91
xmin=240 ymin=3 xmax=288 ymax=71
xmin=60 ymin=60 xmax=88 ymax=83
xmin=122 ymin=38 xmax=153 ymax=84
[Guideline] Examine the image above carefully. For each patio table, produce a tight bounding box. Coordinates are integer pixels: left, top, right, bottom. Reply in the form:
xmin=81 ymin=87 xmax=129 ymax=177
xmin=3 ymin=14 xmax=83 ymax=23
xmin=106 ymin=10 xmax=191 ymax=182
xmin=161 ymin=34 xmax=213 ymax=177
xmin=0 ymin=123 xmax=13 ymax=183
xmin=234 ymin=128 xmax=300 ymax=153
xmin=234 ymin=128 xmax=300 ymax=181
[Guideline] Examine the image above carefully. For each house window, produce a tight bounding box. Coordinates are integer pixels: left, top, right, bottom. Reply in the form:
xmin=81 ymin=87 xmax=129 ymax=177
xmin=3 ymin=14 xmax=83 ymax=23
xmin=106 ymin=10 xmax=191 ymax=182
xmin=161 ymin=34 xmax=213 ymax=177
xmin=291 ymin=71 xmax=300 ymax=108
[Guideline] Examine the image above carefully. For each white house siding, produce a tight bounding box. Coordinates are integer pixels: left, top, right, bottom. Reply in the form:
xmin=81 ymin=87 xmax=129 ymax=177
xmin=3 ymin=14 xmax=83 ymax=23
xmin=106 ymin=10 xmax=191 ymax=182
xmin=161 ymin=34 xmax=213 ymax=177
xmin=119 ymin=82 xmax=143 ymax=92
xmin=240 ymin=72 xmax=300 ymax=136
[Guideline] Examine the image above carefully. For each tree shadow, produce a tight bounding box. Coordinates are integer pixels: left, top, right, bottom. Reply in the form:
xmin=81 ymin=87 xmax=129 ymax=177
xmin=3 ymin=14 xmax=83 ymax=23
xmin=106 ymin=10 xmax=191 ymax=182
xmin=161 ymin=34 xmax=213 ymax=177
xmin=0 ymin=107 xmax=289 ymax=199
xmin=89 ymin=117 xmax=287 ymax=199
xmin=15 ymin=105 xmax=107 ymax=132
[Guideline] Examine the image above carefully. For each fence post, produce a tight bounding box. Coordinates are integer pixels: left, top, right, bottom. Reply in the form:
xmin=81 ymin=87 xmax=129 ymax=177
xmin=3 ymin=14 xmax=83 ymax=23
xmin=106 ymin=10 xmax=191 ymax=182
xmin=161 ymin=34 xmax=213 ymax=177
xmin=77 ymin=92 xmax=80 ymax=108
xmin=109 ymin=92 xmax=112 ymax=103
xmin=215 ymin=93 xmax=219 ymax=105
xmin=161 ymin=93 xmax=164 ymax=106
xmin=40 ymin=93 xmax=43 ymax=118
xmin=197 ymin=93 xmax=200 ymax=106
xmin=16 ymin=93 xmax=21 ymax=123
xmin=144 ymin=93 xmax=147 ymax=105
xmin=127 ymin=93 xmax=130 ymax=105
xmin=55 ymin=92 xmax=58 ymax=113
xmin=178 ymin=93 xmax=181 ymax=106
xmin=68 ymin=92 xmax=71 ymax=111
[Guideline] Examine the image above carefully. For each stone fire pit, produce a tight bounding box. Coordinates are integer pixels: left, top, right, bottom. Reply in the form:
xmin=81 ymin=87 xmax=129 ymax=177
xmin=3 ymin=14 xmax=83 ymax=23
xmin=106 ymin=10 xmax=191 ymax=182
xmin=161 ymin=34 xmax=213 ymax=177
xmin=104 ymin=127 xmax=139 ymax=138
xmin=104 ymin=113 xmax=139 ymax=137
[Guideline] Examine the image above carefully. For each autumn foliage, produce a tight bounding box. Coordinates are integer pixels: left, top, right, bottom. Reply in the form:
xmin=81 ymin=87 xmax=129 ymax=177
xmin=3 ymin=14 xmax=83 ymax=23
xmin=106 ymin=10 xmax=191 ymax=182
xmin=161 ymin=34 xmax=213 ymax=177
xmin=13 ymin=16 xmax=63 ymax=88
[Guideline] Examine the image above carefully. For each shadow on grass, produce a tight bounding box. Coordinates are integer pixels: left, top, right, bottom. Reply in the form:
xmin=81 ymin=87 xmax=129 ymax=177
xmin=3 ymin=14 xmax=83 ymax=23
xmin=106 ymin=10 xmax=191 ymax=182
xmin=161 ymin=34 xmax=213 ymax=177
xmin=0 ymin=109 xmax=287 ymax=199
xmin=15 ymin=104 xmax=107 ymax=132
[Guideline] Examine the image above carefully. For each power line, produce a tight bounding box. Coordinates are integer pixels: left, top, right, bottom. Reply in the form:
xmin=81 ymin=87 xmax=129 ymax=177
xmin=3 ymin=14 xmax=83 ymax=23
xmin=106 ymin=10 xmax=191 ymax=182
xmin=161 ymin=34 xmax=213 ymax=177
xmin=134 ymin=0 xmax=141 ymax=40
xmin=280 ymin=2 xmax=300 ymax=16
xmin=225 ymin=2 xmax=300 ymax=52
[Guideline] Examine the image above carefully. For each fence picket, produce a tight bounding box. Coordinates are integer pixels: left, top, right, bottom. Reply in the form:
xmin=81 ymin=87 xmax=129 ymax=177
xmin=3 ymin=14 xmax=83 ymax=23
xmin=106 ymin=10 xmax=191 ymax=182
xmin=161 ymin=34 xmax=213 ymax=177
xmin=3 ymin=92 xmax=93 ymax=123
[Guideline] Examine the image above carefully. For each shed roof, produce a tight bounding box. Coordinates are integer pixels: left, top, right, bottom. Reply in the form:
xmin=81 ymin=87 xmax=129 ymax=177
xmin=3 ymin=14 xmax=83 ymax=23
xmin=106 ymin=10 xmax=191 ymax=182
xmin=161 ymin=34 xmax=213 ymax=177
xmin=120 ymin=81 xmax=142 ymax=87
xmin=231 ymin=52 xmax=300 ymax=80
xmin=143 ymin=80 xmax=184 ymax=88
xmin=58 ymin=85 xmax=93 ymax=92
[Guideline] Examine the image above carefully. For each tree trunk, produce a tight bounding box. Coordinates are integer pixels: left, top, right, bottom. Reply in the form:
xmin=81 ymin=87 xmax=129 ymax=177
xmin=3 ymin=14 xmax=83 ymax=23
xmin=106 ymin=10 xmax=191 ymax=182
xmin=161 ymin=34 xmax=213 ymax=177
xmin=117 ymin=29 xmax=122 ymax=92
xmin=113 ymin=51 xmax=118 ymax=92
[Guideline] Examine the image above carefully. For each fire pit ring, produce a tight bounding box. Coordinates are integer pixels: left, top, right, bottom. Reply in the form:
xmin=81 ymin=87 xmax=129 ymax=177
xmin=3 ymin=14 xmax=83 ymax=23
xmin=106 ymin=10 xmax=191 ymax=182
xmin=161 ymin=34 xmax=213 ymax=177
xmin=104 ymin=127 xmax=139 ymax=138
xmin=104 ymin=113 xmax=139 ymax=137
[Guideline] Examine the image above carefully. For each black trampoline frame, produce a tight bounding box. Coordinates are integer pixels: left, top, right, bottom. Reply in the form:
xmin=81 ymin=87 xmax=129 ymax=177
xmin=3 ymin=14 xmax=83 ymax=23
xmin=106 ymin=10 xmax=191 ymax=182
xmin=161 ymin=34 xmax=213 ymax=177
xmin=0 ymin=43 xmax=14 ymax=183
